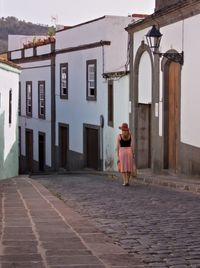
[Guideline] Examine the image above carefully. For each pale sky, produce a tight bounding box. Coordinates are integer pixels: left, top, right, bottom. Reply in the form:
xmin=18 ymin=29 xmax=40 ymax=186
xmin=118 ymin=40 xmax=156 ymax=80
xmin=0 ymin=0 xmax=155 ymax=26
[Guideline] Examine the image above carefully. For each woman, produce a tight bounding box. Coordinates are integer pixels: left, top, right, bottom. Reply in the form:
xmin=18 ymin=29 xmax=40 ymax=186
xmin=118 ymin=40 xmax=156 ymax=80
xmin=117 ymin=122 xmax=135 ymax=186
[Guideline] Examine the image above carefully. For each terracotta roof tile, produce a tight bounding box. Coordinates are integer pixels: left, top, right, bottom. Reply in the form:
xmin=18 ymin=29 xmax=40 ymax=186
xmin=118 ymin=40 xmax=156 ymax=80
xmin=0 ymin=57 xmax=21 ymax=70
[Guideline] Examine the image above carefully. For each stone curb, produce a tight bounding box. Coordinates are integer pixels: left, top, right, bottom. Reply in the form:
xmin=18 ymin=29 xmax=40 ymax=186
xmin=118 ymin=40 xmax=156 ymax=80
xmin=134 ymin=176 xmax=200 ymax=194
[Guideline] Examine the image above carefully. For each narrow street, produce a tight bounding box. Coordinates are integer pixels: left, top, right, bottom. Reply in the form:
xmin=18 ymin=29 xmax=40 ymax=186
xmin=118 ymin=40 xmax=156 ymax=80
xmin=36 ymin=173 xmax=200 ymax=267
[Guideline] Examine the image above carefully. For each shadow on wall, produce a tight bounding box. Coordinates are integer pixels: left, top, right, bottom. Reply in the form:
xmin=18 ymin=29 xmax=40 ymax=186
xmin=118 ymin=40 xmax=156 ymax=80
xmin=0 ymin=112 xmax=19 ymax=180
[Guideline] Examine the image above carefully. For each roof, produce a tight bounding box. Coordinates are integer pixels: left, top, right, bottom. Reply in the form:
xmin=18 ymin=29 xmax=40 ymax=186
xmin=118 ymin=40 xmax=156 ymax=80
xmin=56 ymin=15 xmax=132 ymax=33
xmin=0 ymin=57 xmax=21 ymax=70
xmin=56 ymin=16 xmax=106 ymax=33
xmin=129 ymin=13 xmax=149 ymax=18
xmin=126 ymin=0 xmax=197 ymax=32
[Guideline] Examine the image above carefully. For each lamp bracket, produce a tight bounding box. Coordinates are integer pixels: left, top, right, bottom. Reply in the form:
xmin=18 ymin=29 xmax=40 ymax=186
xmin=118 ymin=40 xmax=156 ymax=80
xmin=153 ymin=51 xmax=184 ymax=65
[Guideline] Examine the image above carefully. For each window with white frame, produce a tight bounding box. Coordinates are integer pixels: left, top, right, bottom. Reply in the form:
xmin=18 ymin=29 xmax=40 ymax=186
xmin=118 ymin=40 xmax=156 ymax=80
xmin=60 ymin=63 xmax=68 ymax=99
xmin=86 ymin=59 xmax=97 ymax=100
xmin=26 ymin=81 xmax=32 ymax=116
xmin=38 ymin=81 xmax=45 ymax=119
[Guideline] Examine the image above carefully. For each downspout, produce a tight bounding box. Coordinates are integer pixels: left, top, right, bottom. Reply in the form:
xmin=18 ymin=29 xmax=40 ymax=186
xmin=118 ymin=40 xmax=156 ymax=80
xmin=100 ymin=40 xmax=105 ymax=75
xmin=100 ymin=40 xmax=105 ymax=171
xmin=51 ymin=43 xmax=56 ymax=170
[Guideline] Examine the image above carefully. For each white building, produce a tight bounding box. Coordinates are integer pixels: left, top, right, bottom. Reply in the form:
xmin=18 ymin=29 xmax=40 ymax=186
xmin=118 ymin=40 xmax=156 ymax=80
xmin=9 ymin=38 xmax=55 ymax=173
xmin=126 ymin=0 xmax=200 ymax=176
xmin=0 ymin=58 xmax=21 ymax=179
xmin=8 ymin=14 xmax=147 ymax=173
xmin=55 ymin=16 xmax=133 ymax=171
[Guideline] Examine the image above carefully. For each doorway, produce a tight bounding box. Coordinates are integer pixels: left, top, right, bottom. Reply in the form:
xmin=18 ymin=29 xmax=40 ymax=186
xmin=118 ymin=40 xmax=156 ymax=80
xmin=164 ymin=62 xmax=181 ymax=172
xmin=84 ymin=125 xmax=99 ymax=170
xmin=137 ymin=104 xmax=151 ymax=168
xmin=26 ymin=129 xmax=33 ymax=172
xmin=38 ymin=132 xmax=45 ymax=171
xmin=59 ymin=124 xmax=69 ymax=169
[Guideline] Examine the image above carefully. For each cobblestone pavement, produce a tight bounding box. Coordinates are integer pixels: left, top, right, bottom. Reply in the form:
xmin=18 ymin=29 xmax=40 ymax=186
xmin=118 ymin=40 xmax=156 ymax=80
xmin=35 ymin=173 xmax=200 ymax=268
xmin=1 ymin=176 xmax=145 ymax=268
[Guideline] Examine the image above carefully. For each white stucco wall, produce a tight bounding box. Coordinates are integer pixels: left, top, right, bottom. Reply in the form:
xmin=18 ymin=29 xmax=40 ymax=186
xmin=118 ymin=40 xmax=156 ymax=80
xmin=11 ymin=50 xmax=22 ymax=60
xmin=37 ymin=44 xmax=51 ymax=55
xmin=19 ymin=60 xmax=52 ymax=166
xmin=181 ymin=15 xmax=200 ymax=147
xmin=159 ymin=17 xmax=200 ymax=147
xmin=24 ymin=48 xmax=34 ymax=58
xmin=0 ymin=67 xmax=19 ymax=160
xmin=56 ymin=45 xmax=129 ymax=169
xmin=55 ymin=49 xmax=104 ymax=153
xmin=104 ymin=76 xmax=130 ymax=170
xmin=0 ymin=63 xmax=20 ymax=179
xmin=134 ymin=15 xmax=200 ymax=148
xmin=56 ymin=16 xmax=132 ymax=74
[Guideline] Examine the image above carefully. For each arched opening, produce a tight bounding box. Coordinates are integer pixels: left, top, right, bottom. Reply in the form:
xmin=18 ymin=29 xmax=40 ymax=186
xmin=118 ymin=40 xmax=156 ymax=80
xmin=132 ymin=42 xmax=153 ymax=170
xmin=137 ymin=52 xmax=152 ymax=168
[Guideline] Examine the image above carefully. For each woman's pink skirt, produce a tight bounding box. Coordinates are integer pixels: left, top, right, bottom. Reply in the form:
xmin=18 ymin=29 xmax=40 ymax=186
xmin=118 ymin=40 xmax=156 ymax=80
xmin=118 ymin=147 xmax=134 ymax=173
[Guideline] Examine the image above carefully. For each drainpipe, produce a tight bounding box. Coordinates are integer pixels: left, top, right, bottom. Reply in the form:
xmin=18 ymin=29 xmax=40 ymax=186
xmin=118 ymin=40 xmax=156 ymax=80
xmin=100 ymin=114 xmax=104 ymax=171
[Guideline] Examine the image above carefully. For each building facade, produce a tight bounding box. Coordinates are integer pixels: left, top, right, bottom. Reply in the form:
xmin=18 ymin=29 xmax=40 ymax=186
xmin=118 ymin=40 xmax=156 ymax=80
xmin=126 ymin=0 xmax=200 ymax=175
xmin=55 ymin=16 xmax=133 ymax=171
xmin=9 ymin=39 xmax=55 ymax=173
xmin=0 ymin=58 xmax=21 ymax=179
xmin=8 ymin=14 xmax=151 ymax=173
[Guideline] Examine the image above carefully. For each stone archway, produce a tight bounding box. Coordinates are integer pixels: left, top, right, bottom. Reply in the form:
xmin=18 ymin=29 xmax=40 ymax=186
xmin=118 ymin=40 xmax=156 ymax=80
xmin=132 ymin=42 xmax=153 ymax=169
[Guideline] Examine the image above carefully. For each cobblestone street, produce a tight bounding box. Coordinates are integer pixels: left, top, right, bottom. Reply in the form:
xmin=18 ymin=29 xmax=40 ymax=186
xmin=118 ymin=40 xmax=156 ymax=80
xmin=36 ymin=174 xmax=200 ymax=267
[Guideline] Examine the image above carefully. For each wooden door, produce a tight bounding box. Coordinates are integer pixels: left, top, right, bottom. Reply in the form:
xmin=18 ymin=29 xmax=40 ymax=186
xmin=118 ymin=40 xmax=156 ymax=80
xmin=59 ymin=125 xmax=68 ymax=169
xmin=26 ymin=130 xmax=33 ymax=172
xmin=164 ymin=62 xmax=180 ymax=171
xmin=86 ymin=128 xmax=99 ymax=169
xmin=39 ymin=133 xmax=45 ymax=171
xmin=137 ymin=104 xmax=151 ymax=168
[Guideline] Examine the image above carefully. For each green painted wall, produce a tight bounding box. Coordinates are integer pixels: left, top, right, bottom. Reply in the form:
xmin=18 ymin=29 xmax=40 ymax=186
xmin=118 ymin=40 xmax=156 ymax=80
xmin=0 ymin=112 xmax=19 ymax=180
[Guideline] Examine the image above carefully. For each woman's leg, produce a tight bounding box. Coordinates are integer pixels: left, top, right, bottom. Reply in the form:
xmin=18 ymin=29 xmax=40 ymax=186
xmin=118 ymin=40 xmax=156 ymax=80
xmin=124 ymin=172 xmax=129 ymax=185
xmin=127 ymin=172 xmax=131 ymax=185
xmin=122 ymin=173 xmax=126 ymax=185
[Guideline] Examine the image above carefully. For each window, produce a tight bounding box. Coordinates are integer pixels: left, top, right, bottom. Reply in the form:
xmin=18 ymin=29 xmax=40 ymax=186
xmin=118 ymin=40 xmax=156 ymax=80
xmin=108 ymin=80 xmax=114 ymax=126
xmin=18 ymin=82 xmax=21 ymax=115
xmin=86 ymin=60 xmax=97 ymax=100
xmin=38 ymin=81 xmax=45 ymax=119
xmin=60 ymin=63 xmax=68 ymax=99
xmin=26 ymin=82 xmax=32 ymax=117
xmin=9 ymin=89 xmax=12 ymax=124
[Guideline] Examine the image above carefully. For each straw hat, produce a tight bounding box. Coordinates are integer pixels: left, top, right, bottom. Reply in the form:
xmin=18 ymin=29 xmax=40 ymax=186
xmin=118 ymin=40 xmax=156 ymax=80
xmin=119 ymin=123 xmax=129 ymax=131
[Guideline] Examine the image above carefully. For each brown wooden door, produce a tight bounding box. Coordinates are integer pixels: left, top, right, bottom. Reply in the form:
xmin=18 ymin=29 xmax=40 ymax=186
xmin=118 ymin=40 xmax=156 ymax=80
xmin=86 ymin=128 xmax=98 ymax=169
xmin=26 ymin=130 xmax=33 ymax=172
xmin=164 ymin=62 xmax=180 ymax=171
xmin=39 ymin=133 xmax=45 ymax=171
xmin=137 ymin=104 xmax=151 ymax=168
xmin=59 ymin=126 xmax=68 ymax=169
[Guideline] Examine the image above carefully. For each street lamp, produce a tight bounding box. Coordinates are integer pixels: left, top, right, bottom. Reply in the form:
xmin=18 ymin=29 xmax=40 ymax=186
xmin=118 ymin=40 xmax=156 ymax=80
xmin=146 ymin=25 xmax=184 ymax=65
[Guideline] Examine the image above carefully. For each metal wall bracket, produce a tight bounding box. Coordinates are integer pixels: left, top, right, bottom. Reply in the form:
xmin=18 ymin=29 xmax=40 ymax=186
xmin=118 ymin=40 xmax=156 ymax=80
xmin=154 ymin=51 xmax=184 ymax=65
